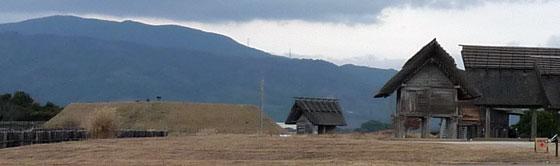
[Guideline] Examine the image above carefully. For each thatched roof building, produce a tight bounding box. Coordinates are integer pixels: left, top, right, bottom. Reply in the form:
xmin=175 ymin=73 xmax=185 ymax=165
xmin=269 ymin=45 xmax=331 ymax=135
xmin=462 ymin=45 xmax=560 ymax=109
xmin=375 ymin=39 xmax=480 ymax=99
xmin=374 ymin=39 xmax=479 ymax=139
xmin=541 ymin=76 xmax=560 ymax=109
xmin=285 ymin=97 xmax=346 ymax=134
xmin=374 ymin=40 xmax=560 ymax=139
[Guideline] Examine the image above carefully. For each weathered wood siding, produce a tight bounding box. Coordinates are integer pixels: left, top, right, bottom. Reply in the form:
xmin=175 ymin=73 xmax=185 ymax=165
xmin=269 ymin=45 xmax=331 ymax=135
xmin=296 ymin=116 xmax=315 ymax=134
xmin=459 ymin=100 xmax=481 ymax=124
xmin=430 ymin=88 xmax=456 ymax=115
xmin=406 ymin=64 xmax=454 ymax=87
xmin=398 ymin=64 xmax=457 ymax=116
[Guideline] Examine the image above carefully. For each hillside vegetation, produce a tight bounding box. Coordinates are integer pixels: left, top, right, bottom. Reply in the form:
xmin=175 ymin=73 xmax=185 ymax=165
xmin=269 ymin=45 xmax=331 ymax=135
xmin=0 ymin=16 xmax=396 ymax=127
xmin=44 ymin=102 xmax=282 ymax=135
xmin=0 ymin=91 xmax=62 ymax=121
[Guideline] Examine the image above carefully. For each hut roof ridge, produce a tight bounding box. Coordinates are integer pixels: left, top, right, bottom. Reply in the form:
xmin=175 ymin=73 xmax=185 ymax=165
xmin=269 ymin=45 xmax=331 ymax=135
xmin=285 ymin=97 xmax=346 ymax=126
xmin=374 ymin=39 xmax=480 ymax=98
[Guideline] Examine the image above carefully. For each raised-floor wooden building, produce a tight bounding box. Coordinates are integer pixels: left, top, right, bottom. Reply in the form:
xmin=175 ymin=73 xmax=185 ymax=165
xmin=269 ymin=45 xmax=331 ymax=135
xmin=374 ymin=39 xmax=480 ymax=139
xmin=375 ymin=39 xmax=560 ymax=139
xmin=285 ymin=97 xmax=347 ymax=134
xmin=462 ymin=45 xmax=560 ymax=139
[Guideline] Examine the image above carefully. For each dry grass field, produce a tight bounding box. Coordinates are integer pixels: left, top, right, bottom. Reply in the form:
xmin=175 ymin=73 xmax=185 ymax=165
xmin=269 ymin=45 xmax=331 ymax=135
xmin=0 ymin=132 xmax=559 ymax=166
xmin=44 ymin=102 xmax=282 ymax=135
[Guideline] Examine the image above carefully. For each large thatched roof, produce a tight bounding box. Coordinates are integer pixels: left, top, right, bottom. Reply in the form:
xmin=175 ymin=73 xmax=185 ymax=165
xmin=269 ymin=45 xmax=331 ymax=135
xmin=465 ymin=68 xmax=548 ymax=107
xmin=462 ymin=45 xmax=560 ymax=75
xmin=374 ymin=39 xmax=480 ymax=99
xmin=461 ymin=45 xmax=560 ymax=108
xmin=285 ymin=97 xmax=346 ymax=126
xmin=541 ymin=76 xmax=560 ymax=109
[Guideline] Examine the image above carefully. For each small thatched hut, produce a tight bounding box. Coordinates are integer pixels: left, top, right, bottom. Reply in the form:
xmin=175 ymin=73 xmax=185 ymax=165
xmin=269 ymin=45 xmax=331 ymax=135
xmin=285 ymin=97 xmax=346 ymax=134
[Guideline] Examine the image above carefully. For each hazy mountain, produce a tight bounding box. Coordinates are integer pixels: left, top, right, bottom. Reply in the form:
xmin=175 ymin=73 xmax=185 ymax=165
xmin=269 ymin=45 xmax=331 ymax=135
xmin=0 ymin=15 xmax=266 ymax=57
xmin=0 ymin=16 xmax=396 ymax=127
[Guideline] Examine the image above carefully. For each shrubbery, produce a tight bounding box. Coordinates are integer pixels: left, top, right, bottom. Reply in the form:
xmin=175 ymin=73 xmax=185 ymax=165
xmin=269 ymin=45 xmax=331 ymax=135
xmin=355 ymin=120 xmax=391 ymax=132
xmin=0 ymin=91 xmax=62 ymax=121
xmin=512 ymin=111 xmax=560 ymax=138
xmin=88 ymin=107 xmax=119 ymax=139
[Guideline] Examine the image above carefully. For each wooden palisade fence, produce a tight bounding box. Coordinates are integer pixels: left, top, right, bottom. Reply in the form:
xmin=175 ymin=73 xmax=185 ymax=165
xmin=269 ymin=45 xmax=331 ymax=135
xmin=0 ymin=121 xmax=46 ymax=130
xmin=0 ymin=128 xmax=167 ymax=149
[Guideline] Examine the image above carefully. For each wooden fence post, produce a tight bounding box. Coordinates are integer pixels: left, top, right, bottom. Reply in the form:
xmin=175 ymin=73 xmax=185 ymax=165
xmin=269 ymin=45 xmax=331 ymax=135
xmin=19 ymin=131 xmax=24 ymax=146
xmin=531 ymin=109 xmax=538 ymax=140
xmin=1 ymin=131 xmax=6 ymax=148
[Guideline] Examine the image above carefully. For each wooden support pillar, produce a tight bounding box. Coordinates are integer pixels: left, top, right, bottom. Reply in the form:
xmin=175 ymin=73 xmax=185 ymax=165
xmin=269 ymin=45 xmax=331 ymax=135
xmin=556 ymin=110 xmax=560 ymax=133
xmin=447 ymin=117 xmax=458 ymax=139
xmin=421 ymin=117 xmax=430 ymax=138
xmin=2 ymin=131 xmax=6 ymax=148
xmin=531 ymin=109 xmax=538 ymax=140
xmin=439 ymin=118 xmax=447 ymax=138
xmin=485 ymin=107 xmax=491 ymax=138
xmin=394 ymin=115 xmax=406 ymax=138
xmin=400 ymin=116 xmax=407 ymax=138
xmin=392 ymin=114 xmax=399 ymax=138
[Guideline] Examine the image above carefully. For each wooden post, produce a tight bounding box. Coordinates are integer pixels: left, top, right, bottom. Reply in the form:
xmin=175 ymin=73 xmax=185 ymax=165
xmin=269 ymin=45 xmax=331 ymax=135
xmin=1 ymin=131 xmax=6 ymax=148
xmin=19 ymin=131 xmax=24 ymax=146
xmin=394 ymin=88 xmax=403 ymax=138
xmin=396 ymin=116 xmax=406 ymax=138
xmin=554 ymin=141 xmax=558 ymax=157
xmin=531 ymin=109 xmax=538 ymax=140
xmin=485 ymin=107 xmax=491 ymax=138
xmin=421 ymin=117 xmax=430 ymax=138
xmin=47 ymin=131 xmax=51 ymax=143
xmin=556 ymin=110 xmax=560 ymax=134
xmin=448 ymin=117 xmax=458 ymax=139
xmin=439 ymin=118 xmax=447 ymax=138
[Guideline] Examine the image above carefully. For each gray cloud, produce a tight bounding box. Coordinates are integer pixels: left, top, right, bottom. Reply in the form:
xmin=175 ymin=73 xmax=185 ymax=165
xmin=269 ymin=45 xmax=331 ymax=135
xmin=0 ymin=0 xmax=504 ymax=23
xmin=547 ymin=35 xmax=560 ymax=47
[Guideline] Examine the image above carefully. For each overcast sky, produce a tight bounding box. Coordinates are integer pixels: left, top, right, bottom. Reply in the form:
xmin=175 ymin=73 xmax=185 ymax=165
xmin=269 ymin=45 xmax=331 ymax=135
xmin=1 ymin=0 xmax=559 ymax=69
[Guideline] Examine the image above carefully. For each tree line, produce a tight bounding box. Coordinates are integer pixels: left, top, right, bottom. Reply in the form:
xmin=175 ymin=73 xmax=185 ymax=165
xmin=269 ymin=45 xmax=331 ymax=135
xmin=0 ymin=91 xmax=62 ymax=121
xmin=512 ymin=111 xmax=560 ymax=138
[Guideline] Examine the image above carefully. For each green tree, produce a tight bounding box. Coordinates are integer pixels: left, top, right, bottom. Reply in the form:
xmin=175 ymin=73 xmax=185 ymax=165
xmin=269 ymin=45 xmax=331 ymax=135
xmin=0 ymin=94 xmax=11 ymax=101
xmin=512 ymin=111 xmax=559 ymax=138
xmin=355 ymin=120 xmax=391 ymax=132
xmin=11 ymin=91 xmax=34 ymax=107
xmin=0 ymin=91 xmax=62 ymax=121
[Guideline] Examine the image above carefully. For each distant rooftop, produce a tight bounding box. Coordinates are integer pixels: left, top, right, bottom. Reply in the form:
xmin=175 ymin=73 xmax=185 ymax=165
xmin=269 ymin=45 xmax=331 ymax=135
xmin=461 ymin=45 xmax=560 ymax=75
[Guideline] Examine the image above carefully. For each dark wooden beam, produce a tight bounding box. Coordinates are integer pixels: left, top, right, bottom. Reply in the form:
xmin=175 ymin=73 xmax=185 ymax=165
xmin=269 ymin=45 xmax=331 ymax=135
xmin=485 ymin=107 xmax=491 ymax=138
xmin=531 ymin=109 xmax=538 ymax=140
xmin=421 ymin=116 xmax=430 ymax=138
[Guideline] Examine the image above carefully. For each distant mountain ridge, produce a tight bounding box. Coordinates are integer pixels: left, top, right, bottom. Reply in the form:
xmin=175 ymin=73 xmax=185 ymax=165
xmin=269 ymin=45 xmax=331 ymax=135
xmin=0 ymin=15 xmax=266 ymax=57
xmin=0 ymin=16 xmax=396 ymax=127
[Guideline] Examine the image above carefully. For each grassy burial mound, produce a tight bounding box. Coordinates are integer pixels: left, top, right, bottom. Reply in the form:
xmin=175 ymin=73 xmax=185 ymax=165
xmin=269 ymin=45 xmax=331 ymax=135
xmin=44 ymin=102 xmax=282 ymax=135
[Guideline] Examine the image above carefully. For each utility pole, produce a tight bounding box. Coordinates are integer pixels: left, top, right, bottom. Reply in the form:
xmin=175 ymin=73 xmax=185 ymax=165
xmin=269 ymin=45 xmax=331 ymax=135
xmin=259 ymin=79 xmax=264 ymax=135
xmin=289 ymin=48 xmax=292 ymax=58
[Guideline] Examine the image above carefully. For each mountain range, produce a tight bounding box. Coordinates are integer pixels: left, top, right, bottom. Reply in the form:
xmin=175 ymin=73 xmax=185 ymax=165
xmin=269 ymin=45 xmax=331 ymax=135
xmin=0 ymin=16 xmax=396 ymax=127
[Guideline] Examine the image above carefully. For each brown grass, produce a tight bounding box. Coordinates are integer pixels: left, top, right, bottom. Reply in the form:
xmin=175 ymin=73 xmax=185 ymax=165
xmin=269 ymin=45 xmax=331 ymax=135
xmin=43 ymin=101 xmax=282 ymax=135
xmin=0 ymin=134 xmax=558 ymax=165
xmin=87 ymin=107 xmax=119 ymax=139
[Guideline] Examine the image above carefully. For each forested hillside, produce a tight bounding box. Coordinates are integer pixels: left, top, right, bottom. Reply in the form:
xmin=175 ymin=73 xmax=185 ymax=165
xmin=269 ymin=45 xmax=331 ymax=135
xmin=0 ymin=16 xmax=396 ymax=127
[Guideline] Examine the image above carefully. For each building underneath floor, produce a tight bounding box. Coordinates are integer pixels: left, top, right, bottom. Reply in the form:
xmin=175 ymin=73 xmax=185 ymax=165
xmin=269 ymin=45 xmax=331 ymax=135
xmin=374 ymin=39 xmax=560 ymax=139
xmin=284 ymin=97 xmax=347 ymax=134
